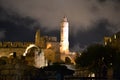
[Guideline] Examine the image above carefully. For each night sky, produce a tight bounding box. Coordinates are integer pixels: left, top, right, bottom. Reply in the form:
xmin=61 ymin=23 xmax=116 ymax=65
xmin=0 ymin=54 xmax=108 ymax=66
xmin=0 ymin=0 xmax=120 ymax=51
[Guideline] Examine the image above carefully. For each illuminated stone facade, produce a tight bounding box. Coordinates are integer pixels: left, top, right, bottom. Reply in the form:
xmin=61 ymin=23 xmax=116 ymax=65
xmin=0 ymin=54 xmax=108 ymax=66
xmin=104 ymin=32 xmax=120 ymax=51
xmin=0 ymin=42 xmax=34 ymax=57
xmin=34 ymin=29 xmax=60 ymax=63
xmin=44 ymin=42 xmax=60 ymax=63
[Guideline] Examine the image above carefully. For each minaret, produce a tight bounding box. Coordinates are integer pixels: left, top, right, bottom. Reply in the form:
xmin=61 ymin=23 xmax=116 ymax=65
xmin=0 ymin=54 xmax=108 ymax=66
xmin=60 ymin=16 xmax=69 ymax=54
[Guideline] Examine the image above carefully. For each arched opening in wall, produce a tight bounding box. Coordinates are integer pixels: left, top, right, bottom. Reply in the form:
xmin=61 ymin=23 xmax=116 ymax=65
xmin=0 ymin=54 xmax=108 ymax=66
xmin=26 ymin=47 xmax=41 ymax=57
xmin=25 ymin=47 xmax=41 ymax=67
xmin=65 ymin=57 xmax=71 ymax=64
xmin=65 ymin=56 xmax=76 ymax=65
xmin=23 ymin=44 xmax=40 ymax=56
xmin=23 ymin=44 xmax=47 ymax=68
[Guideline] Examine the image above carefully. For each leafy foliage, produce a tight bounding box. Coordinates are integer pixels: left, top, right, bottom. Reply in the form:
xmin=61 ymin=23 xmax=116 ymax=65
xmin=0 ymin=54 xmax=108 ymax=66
xmin=75 ymin=44 xmax=117 ymax=73
xmin=43 ymin=64 xmax=74 ymax=75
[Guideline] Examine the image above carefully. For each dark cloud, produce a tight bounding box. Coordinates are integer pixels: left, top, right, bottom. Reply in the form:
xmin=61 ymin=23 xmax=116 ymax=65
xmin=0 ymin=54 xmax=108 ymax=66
xmin=70 ymin=19 xmax=113 ymax=51
xmin=97 ymin=0 xmax=107 ymax=3
xmin=0 ymin=0 xmax=119 ymax=32
xmin=0 ymin=7 xmax=38 ymax=41
xmin=0 ymin=0 xmax=120 ymax=51
xmin=0 ymin=6 xmax=58 ymax=42
xmin=0 ymin=30 xmax=5 ymax=40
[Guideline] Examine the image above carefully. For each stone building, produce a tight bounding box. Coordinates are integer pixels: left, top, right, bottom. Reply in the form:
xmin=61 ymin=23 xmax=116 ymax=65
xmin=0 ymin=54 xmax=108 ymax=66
xmin=104 ymin=31 xmax=120 ymax=51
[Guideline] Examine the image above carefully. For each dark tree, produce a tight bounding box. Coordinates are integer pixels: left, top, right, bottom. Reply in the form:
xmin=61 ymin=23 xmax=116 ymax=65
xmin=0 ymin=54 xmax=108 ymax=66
xmin=75 ymin=44 xmax=116 ymax=78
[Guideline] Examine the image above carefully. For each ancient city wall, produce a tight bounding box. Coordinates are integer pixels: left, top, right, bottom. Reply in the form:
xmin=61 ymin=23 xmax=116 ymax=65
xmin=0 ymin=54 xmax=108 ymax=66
xmin=0 ymin=42 xmax=34 ymax=57
xmin=0 ymin=48 xmax=25 ymax=57
xmin=0 ymin=42 xmax=34 ymax=48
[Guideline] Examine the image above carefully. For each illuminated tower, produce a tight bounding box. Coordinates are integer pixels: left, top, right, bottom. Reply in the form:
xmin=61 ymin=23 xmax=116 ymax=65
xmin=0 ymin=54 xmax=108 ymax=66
xmin=60 ymin=16 xmax=69 ymax=54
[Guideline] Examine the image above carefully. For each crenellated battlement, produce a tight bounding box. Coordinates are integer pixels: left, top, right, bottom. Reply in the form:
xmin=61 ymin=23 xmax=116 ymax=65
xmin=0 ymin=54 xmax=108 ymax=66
xmin=0 ymin=42 xmax=34 ymax=48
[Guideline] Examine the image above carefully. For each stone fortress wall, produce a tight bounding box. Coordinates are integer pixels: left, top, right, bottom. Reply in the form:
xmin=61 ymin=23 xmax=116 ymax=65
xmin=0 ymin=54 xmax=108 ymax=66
xmin=0 ymin=42 xmax=34 ymax=48
xmin=0 ymin=42 xmax=34 ymax=57
xmin=0 ymin=32 xmax=60 ymax=63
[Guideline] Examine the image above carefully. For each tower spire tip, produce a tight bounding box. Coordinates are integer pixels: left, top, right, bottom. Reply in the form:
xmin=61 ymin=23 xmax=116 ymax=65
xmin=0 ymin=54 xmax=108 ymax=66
xmin=63 ymin=16 xmax=67 ymax=22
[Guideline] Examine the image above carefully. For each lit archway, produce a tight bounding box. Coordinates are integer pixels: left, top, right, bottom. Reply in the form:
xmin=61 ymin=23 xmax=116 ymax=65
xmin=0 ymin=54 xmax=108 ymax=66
xmin=67 ymin=56 xmax=76 ymax=65
xmin=23 ymin=44 xmax=40 ymax=56
xmin=23 ymin=44 xmax=47 ymax=68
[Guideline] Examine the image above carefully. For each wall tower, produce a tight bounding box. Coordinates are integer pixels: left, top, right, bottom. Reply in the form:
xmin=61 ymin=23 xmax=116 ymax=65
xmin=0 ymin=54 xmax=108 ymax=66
xmin=35 ymin=29 xmax=41 ymax=47
xmin=60 ymin=16 xmax=69 ymax=54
